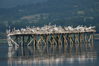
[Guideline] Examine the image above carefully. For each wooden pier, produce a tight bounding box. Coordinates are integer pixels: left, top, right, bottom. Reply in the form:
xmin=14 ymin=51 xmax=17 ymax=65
xmin=6 ymin=24 xmax=96 ymax=47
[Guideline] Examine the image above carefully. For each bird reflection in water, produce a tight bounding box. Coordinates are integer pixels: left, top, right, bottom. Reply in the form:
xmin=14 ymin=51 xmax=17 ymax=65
xmin=7 ymin=43 xmax=97 ymax=66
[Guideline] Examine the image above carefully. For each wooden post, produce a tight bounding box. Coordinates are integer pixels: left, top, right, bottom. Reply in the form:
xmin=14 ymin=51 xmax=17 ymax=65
xmin=62 ymin=35 xmax=65 ymax=45
xmin=38 ymin=36 xmax=42 ymax=45
xmin=68 ymin=34 xmax=71 ymax=44
xmin=40 ymin=35 xmax=46 ymax=45
xmin=79 ymin=33 xmax=81 ymax=44
xmin=88 ymin=34 xmax=91 ymax=43
xmin=31 ymin=35 xmax=34 ymax=46
xmin=34 ymin=35 xmax=36 ymax=46
xmin=29 ymin=36 xmax=30 ymax=43
xmin=51 ymin=35 xmax=54 ymax=45
xmin=21 ymin=36 xmax=23 ymax=46
xmin=56 ymin=35 xmax=58 ymax=44
xmin=66 ymin=34 xmax=68 ymax=44
xmin=57 ymin=35 xmax=62 ymax=45
xmin=91 ymin=33 xmax=93 ymax=47
xmin=18 ymin=36 xmax=27 ymax=46
xmin=74 ymin=34 xmax=76 ymax=44
xmin=80 ymin=34 xmax=85 ymax=44
xmin=57 ymin=35 xmax=60 ymax=45
xmin=27 ymin=37 xmax=34 ymax=46
xmin=85 ymin=33 xmax=87 ymax=43
xmin=23 ymin=36 xmax=24 ymax=46
xmin=51 ymin=35 xmax=53 ymax=42
xmin=16 ymin=36 xmax=18 ymax=44
xmin=46 ymin=35 xmax=48 ymax=45
xmin=62 ymin=35 xmax=68 ymax=45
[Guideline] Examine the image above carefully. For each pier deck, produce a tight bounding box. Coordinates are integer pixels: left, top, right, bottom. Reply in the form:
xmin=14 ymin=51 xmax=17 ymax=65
xmin=7 ymin=30 xmax=96 ymax=36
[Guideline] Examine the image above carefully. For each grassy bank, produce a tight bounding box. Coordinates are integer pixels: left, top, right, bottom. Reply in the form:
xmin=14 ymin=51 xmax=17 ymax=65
xmin=0 ymin=39 xmax=7 ymax=43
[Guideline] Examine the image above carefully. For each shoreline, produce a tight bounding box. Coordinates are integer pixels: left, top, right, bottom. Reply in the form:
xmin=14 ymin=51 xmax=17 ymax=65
xmin=0 ymin=39 xmax=6 ymax=40
xmin=0 ymin=39 xmax=7 ymax=43
xmin=94 ymin=38 xmax=99 ymax=40
xmin=94 ymin=34 xmax=99 ymax=35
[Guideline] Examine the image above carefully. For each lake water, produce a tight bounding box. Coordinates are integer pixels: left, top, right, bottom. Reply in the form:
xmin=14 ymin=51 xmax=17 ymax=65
xmin=0 ymin=40 xmax=99 ymax=66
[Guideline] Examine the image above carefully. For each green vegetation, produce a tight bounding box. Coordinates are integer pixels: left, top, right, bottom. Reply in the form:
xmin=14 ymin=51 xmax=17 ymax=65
xmin=0 ymin=0 xmax=99 ymax=39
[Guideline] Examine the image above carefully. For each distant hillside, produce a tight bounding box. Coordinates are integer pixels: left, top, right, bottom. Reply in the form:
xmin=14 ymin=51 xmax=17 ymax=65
xmin=0 ymin=0 xmax=99 ymax=39
xmin=0 ymin=0 xmax=99 ymax=24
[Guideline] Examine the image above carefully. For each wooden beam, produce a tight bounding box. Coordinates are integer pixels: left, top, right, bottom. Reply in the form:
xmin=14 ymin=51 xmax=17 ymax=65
xmin=9 ymin=36 xmax=19 ymax=47
xmin=62 ymin=35 xmax=68 ymax=44
xmin=18 ymin=36 xmax=27 ymax=46
xmin=27 ymin=37 xmax=34 ymax=46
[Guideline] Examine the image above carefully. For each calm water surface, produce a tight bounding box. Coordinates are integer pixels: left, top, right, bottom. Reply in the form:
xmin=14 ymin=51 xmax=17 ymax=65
xmin=0 ymin=40 xmax=99 ymax=66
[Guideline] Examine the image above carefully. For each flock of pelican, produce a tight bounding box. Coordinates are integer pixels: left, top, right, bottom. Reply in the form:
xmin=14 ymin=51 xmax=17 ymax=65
xmin=6 ymin=24 xmax=95 ymax=34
